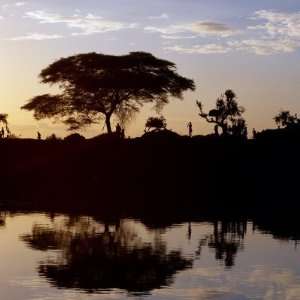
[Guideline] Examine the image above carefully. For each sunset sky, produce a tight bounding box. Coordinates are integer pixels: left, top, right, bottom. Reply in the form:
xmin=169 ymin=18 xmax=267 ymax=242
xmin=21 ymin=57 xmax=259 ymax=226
xmin=1 ymin=0 xmax=300 ymax=138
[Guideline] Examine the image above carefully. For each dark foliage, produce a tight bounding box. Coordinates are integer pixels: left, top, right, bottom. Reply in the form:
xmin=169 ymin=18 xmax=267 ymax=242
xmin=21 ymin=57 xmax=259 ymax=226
xmin=274 ymin=110 xmax=300 ymax=128
xmin=64 ymin=133 xmax=86 ymax=142
xmin=145 ymin=116 xmax=167 ymax=132
xmin=197 ymin=90 xmax=247 ymax=137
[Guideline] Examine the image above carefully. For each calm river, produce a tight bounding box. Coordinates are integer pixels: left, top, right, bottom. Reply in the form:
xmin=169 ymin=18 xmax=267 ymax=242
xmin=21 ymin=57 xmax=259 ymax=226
xmin=0 ymin=212 xmax=299 ymax=300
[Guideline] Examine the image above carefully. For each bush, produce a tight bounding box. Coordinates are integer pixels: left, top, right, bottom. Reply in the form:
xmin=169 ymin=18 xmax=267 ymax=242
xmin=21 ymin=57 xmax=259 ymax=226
xmin=64 ymin=133 xmax=86 ymax=142
xmin=46 ymin=134 xmax=61 ymax=141
xmin=145 ymin=116 xmax=167 ymax=132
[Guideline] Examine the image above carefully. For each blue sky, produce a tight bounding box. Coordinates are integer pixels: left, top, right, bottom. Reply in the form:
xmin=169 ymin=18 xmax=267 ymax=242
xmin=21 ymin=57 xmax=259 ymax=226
xmin=0 ymin=0 xmax=300 ymax=137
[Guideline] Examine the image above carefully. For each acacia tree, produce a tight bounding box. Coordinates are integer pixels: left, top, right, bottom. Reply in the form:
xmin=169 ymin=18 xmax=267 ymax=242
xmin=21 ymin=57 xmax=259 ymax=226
xmin=145 ymin=116 xmax=167 ymax=132
xmin=274 ymin=110 xmax=299 ymax=128
xmin=196 ymin=90 xmax=245 ymax=136
xmin=22 ymin=52 xmax=195 ymax=134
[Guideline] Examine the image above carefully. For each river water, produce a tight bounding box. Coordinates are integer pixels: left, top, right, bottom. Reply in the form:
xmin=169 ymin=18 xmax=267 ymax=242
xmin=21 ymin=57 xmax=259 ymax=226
xmin=0 ymin=212 xmax=299 ymax=300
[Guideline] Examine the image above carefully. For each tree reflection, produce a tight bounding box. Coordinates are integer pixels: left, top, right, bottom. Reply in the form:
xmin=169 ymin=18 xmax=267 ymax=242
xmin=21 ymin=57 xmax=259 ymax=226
xmin=0 ymin=212 xmax=6 ymax=227
xmin=196 ymin=220 xmax=247 ymax=268
xmin=21 ymin=217 xmax=192 ymax=295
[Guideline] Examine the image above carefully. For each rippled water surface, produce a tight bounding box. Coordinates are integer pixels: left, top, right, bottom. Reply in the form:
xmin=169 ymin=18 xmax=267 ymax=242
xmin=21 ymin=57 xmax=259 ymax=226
xmin=0 ymin=212 xmax=299 ymax=300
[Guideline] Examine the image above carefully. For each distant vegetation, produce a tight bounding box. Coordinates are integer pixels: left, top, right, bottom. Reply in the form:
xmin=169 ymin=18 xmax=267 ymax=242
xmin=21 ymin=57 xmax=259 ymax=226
xmin=274 ymin=110 xmax=300 ymax=128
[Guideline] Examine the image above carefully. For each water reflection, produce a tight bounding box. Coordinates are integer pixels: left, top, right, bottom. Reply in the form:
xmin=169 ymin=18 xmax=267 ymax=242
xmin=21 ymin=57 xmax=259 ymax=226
xmin=0 ymin=211 xmax=6 ymax=227
xmin=21 ymin=216 xmax=193 ymax=295
xmin=0 ymin=212 xmax=297 ymax=299
xmin=19 ymin=215 xmax=300 ymax=297
xmin=18 ymin=217 xmax=264 ymax=295
xmin=196 ymin=221 xmax=247 ymax=268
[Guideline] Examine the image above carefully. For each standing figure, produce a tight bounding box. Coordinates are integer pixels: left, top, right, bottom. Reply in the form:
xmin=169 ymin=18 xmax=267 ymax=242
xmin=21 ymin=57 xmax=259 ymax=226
xmin=0 ymin=127 xmax=4 ymax=139
xmin=37 ymin=131 xmax=42 ymax=140
xmin=187 ymin=222 xmax=192 ymax=240
xmin=214 ymin=124 xmax=219 ymax=136
xmin=187 ymin=122 xmax=193 ymax=138
xmin=115 ymin=123 xmax=121 ymax=138
xmin=5 ymin=125 xmax=10 ymax=137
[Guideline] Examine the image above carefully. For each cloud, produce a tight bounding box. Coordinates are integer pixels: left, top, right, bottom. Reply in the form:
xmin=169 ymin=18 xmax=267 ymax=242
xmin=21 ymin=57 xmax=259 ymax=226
xmin=148 ymin=13 xmax=169 ymax=20
xmin=9 ymin=33 xmax=63 ymax=41
xmin=166 ymin=38 xmax=299 ymax=56
xmin=164 ymin=10 xmax=300 ymax=56
xmin=161 ymin=35 xmax=197 ymax=40
xmin=2 ymin=2 xmax=27 ymax=9
xmin=164 ymin=44 xmax=230 ymax=54
xmin=15 ymin=2 xmax=26 ymax=6
xmin=25 ymin=10 xmax=138 ymax=36
xmin=190 ymin=21 xmax=237 ymax=36
xmin=250 ymin=10 xmax=300 ymax=38
xmin=228 ymin=38 xmax=299 ymax=55
xmin=238 ymin=10 xmax=300 ymax=55
xmin=145 ymin=21 xmax=237 ymax=38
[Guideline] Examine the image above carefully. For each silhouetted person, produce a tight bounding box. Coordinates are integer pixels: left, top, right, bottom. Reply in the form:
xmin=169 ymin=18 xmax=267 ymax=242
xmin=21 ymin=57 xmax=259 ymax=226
xmin=214 ymin=124 xmax=218 ymax=136
xmin=223 ymin=123 xmax=228 ymax=136
xmin=5 ymin=125 xmax=10 ymax=137
xmin=37 ymin=131 xmax=42 ymax=140
xmin=244 ymin=126 xmax=248 ymax=138
xmin=252 ymin=128 xmax=257 ymax=139
xmin=187 ymin=122 xmax=193 ymax=137
xmin=187 ymin=222 xmax=192 ymax=240
xmin=0 ymin=127 xmax=4 ymax=139
xmin=116 ymin=123 xmax=121 ymax=138
xmin=121 ymin=128 xmax=125 ymax=139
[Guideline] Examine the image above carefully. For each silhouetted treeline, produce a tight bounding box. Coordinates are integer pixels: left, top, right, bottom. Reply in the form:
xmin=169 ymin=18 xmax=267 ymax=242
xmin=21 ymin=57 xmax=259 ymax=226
xmin=0 ymin=127 xmax=299 ymax=220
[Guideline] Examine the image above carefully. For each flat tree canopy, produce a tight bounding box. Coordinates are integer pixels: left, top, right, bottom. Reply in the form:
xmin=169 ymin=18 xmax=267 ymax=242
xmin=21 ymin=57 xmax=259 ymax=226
xmin=145 ymin=116 xmax=167 ymax=132
xmin=22 ymin=52 xmax=195 ymax=133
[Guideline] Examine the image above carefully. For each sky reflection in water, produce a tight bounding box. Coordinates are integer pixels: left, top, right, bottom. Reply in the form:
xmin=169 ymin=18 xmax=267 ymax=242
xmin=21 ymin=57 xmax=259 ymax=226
xmin=0 ymin=213 xmax=299 ymax=300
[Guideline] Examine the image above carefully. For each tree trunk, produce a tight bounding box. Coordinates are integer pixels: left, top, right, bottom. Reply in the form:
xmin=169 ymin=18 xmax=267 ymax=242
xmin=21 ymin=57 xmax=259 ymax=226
xmin=105 ymin=115 xmax=112 ymax=134
xmin=221 ymin=123 xmax=228 ymax=136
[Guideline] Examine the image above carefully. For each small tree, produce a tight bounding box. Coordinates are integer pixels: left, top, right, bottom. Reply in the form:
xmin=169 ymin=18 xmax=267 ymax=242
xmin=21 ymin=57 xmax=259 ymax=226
xmin=145 ymin=116 xmax=167 ymax=132
xmin=196 ymin=90 xmax=245 ymax=136
xmin=274 ymin=110 xmax=299 ymax=128
xmin=22 ymin=52 xmax=195 ymax=134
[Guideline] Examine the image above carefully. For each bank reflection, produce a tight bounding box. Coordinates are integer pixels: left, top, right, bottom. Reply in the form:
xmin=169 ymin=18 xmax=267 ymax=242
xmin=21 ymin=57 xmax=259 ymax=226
xmin=20 ymin=213 xmax=300 ymax=296
xmin=21 ymin=216 xmax=192 ymax=295
xmin=0 ymin=212 xmax=6 ymax=227
xmin=195 ymin=220 xmax=246 ymax=268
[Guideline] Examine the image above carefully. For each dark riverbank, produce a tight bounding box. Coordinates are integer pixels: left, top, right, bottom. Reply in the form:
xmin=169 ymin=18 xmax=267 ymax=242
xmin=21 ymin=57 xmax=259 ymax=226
xmin=1 ymin=130 xmax=299 ymax=220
